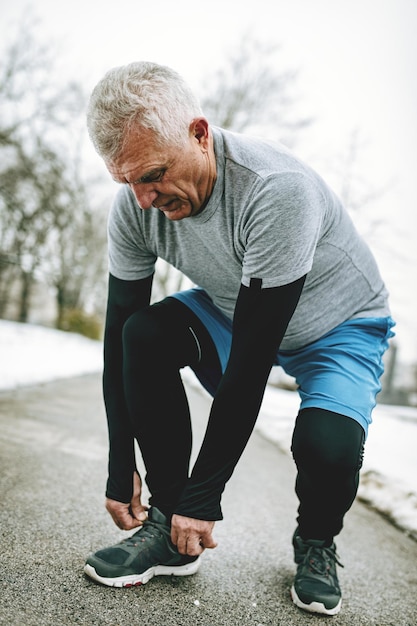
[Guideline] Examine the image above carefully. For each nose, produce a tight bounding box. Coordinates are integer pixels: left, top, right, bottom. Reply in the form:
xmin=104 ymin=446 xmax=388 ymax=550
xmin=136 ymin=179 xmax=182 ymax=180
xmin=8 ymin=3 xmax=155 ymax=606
xmin=130 ymin=185 xmax=158 ymax=210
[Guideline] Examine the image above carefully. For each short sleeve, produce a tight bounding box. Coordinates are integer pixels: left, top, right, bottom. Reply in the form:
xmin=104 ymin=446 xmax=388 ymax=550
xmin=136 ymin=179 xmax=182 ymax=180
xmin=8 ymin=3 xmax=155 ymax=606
xmin=108 ymin=186 xmax=157 ymax=280
xmin=240 ymin=171 xmax=325 ymax=288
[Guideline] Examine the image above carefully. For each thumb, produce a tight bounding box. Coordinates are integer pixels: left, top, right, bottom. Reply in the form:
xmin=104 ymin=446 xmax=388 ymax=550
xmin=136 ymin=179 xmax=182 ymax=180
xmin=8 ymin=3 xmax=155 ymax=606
xmin=131 ymin=502 xmax=148 ymax=523
xmin=200 ymin=530 xmax=218 ymax=550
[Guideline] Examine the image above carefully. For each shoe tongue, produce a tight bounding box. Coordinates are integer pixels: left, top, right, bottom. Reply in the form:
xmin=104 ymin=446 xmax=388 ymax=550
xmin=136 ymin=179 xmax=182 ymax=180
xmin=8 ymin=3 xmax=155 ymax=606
xmin=149 ymin=507 xmax=169 ymax=525
xmin=305 ymin=538 xmax=329 ymax=548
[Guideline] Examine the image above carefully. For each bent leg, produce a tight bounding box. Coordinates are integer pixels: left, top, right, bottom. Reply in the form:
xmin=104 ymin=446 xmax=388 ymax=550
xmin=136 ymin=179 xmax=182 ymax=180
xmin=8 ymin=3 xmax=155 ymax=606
xmin=122 ymin=297 xmax=221 ymax=518
xmin=291 ymin=407 xmax=365 ymax=541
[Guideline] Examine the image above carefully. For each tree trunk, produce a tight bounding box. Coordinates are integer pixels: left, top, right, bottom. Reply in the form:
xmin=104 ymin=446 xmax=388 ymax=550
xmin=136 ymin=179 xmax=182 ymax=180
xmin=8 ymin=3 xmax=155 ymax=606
xmin=18 ymin=270 xmax=33 ymax=322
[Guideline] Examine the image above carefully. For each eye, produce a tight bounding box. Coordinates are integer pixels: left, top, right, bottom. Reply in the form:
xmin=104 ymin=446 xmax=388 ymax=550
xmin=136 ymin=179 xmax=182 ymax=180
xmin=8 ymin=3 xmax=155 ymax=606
xmin=135 ymin=168 xmax=166 ymax=185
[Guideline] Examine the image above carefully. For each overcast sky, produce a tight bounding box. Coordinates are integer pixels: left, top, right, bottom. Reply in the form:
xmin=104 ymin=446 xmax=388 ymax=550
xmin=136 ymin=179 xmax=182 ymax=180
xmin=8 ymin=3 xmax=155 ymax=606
xmin=2 ymin=0 xmax=416 ymax=362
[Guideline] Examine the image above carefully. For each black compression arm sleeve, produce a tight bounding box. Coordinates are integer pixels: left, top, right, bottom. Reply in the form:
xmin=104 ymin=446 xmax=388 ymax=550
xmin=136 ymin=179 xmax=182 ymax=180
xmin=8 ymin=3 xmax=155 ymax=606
xmin=103 ymin=273 xmax=153 ymax=502
xmin=174 ymin=275 xmax=306 ymax=520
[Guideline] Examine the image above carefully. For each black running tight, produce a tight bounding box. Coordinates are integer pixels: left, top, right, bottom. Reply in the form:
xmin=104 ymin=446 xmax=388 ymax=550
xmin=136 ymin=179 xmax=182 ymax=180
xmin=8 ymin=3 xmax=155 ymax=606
xmin=122 ymin=297 xmax=222 ymax=518
xmin=291 ymin=407 xmax=365 ymax=541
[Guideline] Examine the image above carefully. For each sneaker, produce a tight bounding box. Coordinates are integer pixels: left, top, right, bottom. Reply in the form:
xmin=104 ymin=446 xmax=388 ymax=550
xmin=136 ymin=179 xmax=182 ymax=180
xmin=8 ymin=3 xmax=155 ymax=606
xmin=84 ymin=507 xmax=201 ymax=587
xmin=290 ymin=530 xmax=343 ymax=616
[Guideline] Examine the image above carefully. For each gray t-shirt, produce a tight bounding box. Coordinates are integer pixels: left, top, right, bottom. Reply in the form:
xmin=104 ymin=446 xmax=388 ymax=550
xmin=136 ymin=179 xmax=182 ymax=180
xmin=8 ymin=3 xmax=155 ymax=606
xmin=108 ymin=127 xmax=390 ymax=350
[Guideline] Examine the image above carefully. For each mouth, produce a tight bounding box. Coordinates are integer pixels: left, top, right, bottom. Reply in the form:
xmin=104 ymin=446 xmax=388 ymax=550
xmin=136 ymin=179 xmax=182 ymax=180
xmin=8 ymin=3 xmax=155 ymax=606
xmin=154 ymin=197 xmax=176 ymax=210
xmin=152 ymin=197 xmax=193 ymax=220
xmin=155 ymin=198 xmax=186 ymax=216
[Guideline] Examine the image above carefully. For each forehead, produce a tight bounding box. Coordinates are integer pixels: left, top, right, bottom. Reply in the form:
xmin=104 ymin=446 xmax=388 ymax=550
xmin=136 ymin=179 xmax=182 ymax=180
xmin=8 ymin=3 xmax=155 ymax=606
xmin=107 ymin=127 xmax=170 ymax=182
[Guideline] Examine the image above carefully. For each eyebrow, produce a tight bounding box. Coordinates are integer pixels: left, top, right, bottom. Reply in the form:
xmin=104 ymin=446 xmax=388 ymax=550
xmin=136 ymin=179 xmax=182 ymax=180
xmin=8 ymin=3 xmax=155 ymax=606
xmin=133 ymin=167 xmax=166 ymax=184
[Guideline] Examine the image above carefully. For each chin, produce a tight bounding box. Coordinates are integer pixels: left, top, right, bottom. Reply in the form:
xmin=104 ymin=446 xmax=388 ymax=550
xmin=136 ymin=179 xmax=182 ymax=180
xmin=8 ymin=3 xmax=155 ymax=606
xmin=163 ymin=205 xmax=194 ymax=221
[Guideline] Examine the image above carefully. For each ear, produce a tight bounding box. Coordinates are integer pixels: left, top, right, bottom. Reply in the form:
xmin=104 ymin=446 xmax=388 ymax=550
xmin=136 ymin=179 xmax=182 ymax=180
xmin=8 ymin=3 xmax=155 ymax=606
xmin=190 ymin=117 xmax=210 ymax=148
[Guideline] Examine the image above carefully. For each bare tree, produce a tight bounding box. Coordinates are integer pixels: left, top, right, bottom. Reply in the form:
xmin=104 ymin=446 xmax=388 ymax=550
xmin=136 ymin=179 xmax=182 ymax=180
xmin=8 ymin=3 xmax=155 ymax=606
xmin=0 ymin=137 xmax=64 ymax=320
xmin=46 ymin=174 xmax=108 ymax=328
xmin=199 ymin=35 xmax=312 ymax=146
xmin=330 ymin=128 xmax=390 ymax=237
xmin=0 ymin=14 xmax=108 ymax=327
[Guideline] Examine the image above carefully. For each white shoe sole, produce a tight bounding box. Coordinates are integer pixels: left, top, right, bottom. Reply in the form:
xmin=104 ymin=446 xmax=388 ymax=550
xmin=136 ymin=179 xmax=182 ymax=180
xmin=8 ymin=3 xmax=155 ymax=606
xmin=291 ymin=585 xmax=342 ymax=616
xmin=84 ymin=557 xmax=201 ymax=588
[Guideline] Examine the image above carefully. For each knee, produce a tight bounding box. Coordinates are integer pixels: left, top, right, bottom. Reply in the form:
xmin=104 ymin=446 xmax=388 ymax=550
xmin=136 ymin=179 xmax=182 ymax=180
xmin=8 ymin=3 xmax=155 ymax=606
xmin=122 ymin=308 xmax=166 ymax=361
xmin=291 ymin=408 xmax=365 ymax=475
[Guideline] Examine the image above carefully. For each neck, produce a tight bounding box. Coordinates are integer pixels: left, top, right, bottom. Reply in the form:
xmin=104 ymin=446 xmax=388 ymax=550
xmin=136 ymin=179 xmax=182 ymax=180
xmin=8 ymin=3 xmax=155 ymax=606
xmin=204 ymin=131 xmax=217 ymax=203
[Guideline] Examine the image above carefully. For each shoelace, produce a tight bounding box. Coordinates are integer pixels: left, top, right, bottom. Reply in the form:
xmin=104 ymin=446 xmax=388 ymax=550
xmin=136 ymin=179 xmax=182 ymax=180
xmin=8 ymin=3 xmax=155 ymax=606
xmin=304 ymin=545 xmax=344 ymax=576
xmin=121 ymin=520 xmax=169 ymax=547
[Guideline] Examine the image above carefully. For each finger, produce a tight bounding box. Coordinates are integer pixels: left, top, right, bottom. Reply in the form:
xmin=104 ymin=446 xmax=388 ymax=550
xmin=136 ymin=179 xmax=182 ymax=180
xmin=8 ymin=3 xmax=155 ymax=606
xmin=183 ymin=536 xmax=204 ymax=557
xmin=200 ymin=534 xmax=218 ymax=550
xmin=173 ymin=531 xmax=188 ymax=555
xmin=111 ymin=508 xmax=143 ymax=531
xmin=180 ymin=532 xmax=211 ymax=557
xmin=130 ymin=505 xmax=148 ymax=523
xmin=132 ymin=471 xmax=143 ymax=496
xmin=119 ymin=516 xmax=143 ymax=531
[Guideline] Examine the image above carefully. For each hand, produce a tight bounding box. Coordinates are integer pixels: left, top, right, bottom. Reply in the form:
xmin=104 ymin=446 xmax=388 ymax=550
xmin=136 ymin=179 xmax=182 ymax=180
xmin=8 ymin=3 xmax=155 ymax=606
xmin=105 ymin=471 xmax=148 ymax=530
xmin=171 ymin=514 xmax=217 ymax=556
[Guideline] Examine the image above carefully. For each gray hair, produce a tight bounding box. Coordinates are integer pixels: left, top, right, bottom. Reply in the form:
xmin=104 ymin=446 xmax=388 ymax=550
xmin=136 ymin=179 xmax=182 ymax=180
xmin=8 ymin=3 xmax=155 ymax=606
xmin=86 ymin=61 xmax=203 ymax=162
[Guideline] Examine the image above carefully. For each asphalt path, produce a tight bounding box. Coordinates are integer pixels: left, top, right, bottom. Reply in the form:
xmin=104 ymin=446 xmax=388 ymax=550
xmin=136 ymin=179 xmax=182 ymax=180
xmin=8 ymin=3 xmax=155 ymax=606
xmin=0 ymin=373 xmax=416 ymax=626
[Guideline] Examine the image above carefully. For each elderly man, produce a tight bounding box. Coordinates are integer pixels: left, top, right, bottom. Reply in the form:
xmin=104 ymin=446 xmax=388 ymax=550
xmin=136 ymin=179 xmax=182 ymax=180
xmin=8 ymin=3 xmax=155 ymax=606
xmin=84 ymin=61 xmax=394 ymax=615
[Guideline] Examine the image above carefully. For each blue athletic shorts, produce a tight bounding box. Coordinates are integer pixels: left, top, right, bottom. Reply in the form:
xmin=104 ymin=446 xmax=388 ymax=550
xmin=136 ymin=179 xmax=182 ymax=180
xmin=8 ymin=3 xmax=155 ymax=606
xmin=172 ymin=288 xmax=395 ymax=437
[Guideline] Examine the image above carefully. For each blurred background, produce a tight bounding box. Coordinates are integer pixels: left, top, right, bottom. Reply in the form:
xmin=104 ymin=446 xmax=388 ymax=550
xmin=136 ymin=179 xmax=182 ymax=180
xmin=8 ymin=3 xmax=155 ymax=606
xmin=1 ymin=0 xmax=416 ymax=405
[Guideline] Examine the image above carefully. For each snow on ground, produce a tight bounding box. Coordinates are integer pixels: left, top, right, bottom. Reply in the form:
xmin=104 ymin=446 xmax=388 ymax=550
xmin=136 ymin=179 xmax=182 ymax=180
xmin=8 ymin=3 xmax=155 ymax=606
xmin=0 ymin=320 xmax=104 ymax=389
xmin=1 ymin=320 xmax=416 ymax=539
xmin=255 ymin=384 xmax=417 ymax=540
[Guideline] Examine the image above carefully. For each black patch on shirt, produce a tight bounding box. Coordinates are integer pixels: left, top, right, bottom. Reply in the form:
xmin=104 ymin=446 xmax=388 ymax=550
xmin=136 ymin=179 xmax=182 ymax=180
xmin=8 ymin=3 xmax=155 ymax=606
xmin=249 ymin=277 xmax=263 ymax=290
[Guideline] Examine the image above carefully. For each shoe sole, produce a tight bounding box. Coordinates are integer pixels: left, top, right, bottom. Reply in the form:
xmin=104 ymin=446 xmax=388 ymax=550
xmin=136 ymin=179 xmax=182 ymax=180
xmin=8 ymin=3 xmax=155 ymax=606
xmin=290 ymin=585 xmax=342 ymax=616
xmin=84 ymin=557 xmax=201 ymax=588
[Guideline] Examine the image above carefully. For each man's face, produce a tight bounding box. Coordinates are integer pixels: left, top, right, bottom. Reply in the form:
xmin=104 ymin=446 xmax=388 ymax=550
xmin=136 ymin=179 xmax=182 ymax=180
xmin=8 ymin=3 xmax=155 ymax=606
xmin=107 ymin=119 xmax=215 ymax=221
